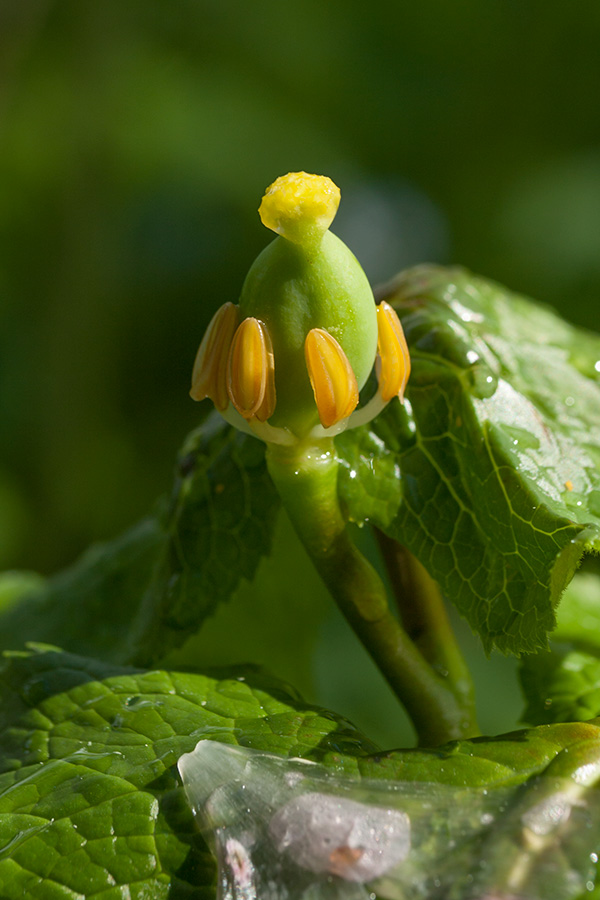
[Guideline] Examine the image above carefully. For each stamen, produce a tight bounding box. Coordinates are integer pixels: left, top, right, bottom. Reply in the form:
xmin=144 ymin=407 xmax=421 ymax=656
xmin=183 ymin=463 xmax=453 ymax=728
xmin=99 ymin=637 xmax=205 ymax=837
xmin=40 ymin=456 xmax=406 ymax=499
xmin=227 ymin=317 xmax=276 ymax=420
xmin=248 ymin=419 xmax=295 ymax=446
xmin=220 ymin=402 xmax=294 ymax=446
xmin=376 ymin=301 xmax=411 ymax=401
xmin=190 ymin=302 xmax=239 ymax=410
xmin=305 ymin=328 xmax=359 ymax=429
xmin=254 ymin=324 xmax=276 ymax=422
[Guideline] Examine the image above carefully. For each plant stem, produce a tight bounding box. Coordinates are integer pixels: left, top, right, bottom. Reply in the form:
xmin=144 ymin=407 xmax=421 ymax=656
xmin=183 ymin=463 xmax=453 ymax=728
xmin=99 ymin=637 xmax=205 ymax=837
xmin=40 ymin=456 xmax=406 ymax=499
xmin=375 ymin=529 xmax=478 ymax=729
xmin=266 ymin=439 xmax=478 ymax=746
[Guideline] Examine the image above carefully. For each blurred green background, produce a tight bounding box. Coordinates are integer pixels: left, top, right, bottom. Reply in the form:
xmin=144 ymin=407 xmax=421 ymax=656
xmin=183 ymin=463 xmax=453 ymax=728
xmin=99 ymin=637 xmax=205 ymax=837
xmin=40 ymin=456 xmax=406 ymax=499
xmin=1 ymin=0 xmax=599 ymax=746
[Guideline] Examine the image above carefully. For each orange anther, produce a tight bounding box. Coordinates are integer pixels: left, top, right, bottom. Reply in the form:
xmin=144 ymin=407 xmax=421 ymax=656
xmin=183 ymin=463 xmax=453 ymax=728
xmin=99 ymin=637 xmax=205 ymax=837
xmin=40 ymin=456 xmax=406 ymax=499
xmin=190 ymin=302 xmax=239 ymax=410
xmin=305 ymin=328 xmax=359 ymax=429
xmin=227 ymin=317 xmax=276 ymax=421
xmin=376 ymin=301 xmax=411 ymax=401
xmin=254 ymin=324 xmax=276 ymax=422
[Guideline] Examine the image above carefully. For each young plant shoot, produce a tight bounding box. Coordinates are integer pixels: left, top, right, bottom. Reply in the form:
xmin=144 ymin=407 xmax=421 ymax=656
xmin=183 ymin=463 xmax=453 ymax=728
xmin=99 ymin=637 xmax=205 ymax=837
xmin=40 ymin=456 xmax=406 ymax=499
xmin=190 ymin=172 xmax=478 ymax=746
xmin=2 ymin=174 xmax=600 ymax=900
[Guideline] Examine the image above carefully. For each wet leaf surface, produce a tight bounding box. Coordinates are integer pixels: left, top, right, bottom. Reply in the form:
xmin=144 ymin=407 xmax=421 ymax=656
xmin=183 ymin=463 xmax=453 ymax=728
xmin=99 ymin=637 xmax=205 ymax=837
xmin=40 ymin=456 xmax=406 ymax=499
xmin=338 ymin=265 xmax=600 ymax=653
xmin=1 ymin=647 xmax=598 ymax=898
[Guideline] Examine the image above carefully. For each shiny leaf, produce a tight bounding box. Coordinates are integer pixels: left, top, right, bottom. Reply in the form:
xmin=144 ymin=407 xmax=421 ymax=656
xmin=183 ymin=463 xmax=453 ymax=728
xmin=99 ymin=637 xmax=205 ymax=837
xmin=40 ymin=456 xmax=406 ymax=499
xmin=337 ymin=265 xmax=600 ymax=654
xmin=0 ymin=647 xmax=599 ymax=898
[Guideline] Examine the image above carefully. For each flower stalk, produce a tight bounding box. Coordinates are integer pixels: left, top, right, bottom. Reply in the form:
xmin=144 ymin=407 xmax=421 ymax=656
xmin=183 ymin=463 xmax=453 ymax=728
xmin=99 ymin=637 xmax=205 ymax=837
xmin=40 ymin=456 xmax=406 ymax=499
xmin=267 ymin=439 xmax=478 ymax=745
xmin=190 ymin=171 xmax=479 ymax=745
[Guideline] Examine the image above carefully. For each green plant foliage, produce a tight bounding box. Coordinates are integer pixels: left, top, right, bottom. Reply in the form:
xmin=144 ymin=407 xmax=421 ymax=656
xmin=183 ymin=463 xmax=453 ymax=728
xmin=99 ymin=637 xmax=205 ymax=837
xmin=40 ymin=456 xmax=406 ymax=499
xmin=522 ymin=646 xmax=600 ymax=726
xmin=337 ymin=265 xmax=600 ymax=654
xmin=0 ymin=645 xmax=374 ymax=898
xmin=128 ymin=419 xmax=280 ymax=666
xmin=521 ymin=572 xmax=600 ymax=725
xmin=1 ymin=646 xmax=599 ymax=898
xmin=0 ymin=416 xmax=279 ymax=667
xmin=2 ymin=266 xmax=598 ymax=666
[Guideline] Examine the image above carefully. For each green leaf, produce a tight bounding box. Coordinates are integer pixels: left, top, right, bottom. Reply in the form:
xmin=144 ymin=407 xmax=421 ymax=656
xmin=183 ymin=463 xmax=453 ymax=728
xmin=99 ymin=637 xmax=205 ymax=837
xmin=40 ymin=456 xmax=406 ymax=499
xmin=1 ymin=646 xmax=599 ymax=898
xmin=128 ymin=416 xmax=280 ymax=665
xmin=0 ymin=519 xmax=164 ymax=662
xmin=521 ymin=646 xmax=600 ymax=726
xmin=520 ymin=572 xmax=600 ymax=725
xmin=337 ymin=265 xmax=600 ymax=654
xmin=547 ymin=569 xmax=600 ymax=652
xmin=0 ymin=414 xmax=280 ymax=666
xmin=0 ymin=646 xmax=377 ymax=898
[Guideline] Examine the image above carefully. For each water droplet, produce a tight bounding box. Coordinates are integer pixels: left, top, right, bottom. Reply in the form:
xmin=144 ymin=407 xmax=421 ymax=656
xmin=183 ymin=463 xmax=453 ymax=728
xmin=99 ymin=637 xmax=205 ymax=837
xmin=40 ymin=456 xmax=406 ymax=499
xmin=590 ymin=852 xmax=598 ymax=864
xmin=595 ymin=360 xmax=600 ymax=373
xmin=565 ymin=396 xmax=575 ymax=407
xmin=123 ymin=696 xmax=158 ymax=711
xmin=470 ymin=366 xmax=498 ymax=399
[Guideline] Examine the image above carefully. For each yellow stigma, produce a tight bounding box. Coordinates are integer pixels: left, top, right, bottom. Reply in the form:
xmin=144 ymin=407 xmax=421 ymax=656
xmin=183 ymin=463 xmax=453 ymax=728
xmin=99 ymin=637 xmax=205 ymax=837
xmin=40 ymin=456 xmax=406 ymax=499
xmin=190 ymin=302 xmax=239 ymax=410
xmin=258 ymin=172 xmax=341 ymax=245
xmin=227 ymin=317 xmax=276 ymax=421
xmin=305 ymin=328 xmax=359 ymax=429
xmin=376 ymin=301 xmax=411 ymax=401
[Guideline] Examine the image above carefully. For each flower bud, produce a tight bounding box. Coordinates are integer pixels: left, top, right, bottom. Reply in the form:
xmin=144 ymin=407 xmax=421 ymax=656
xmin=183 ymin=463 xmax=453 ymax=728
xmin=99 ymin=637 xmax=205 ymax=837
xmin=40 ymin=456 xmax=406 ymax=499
xmin=190 ymin=172 xmax=411 ymax=445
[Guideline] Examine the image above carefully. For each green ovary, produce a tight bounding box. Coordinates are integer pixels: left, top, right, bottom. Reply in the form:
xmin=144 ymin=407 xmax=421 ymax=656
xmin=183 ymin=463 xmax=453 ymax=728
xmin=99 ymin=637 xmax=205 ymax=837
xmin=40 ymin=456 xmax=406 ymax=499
xmin=239 ymin=230 xmax=378 ymax=437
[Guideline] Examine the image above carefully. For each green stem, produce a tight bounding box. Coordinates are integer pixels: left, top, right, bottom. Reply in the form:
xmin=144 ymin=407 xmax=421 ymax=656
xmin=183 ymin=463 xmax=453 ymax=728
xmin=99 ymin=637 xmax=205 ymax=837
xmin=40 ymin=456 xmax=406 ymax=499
xmin=375 ymin=529 xmax=478 ymax=726
xmin=266 ymin=438 xmax=477 ymax=746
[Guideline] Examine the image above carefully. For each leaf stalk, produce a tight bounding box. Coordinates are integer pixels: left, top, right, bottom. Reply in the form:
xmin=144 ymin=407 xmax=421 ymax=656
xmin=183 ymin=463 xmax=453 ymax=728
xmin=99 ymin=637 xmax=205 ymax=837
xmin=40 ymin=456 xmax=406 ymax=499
xmin=375 ymin=529 xmax=478 ymax=728
xmin=266 ymin=438 xmax=479 ymax=746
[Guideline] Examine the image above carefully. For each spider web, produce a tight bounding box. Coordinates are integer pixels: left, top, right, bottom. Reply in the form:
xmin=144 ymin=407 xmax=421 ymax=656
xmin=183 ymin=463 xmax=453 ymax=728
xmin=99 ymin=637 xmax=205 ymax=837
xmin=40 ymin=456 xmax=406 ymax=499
xmin=178 ymin=741 xmax=600 ymax=900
